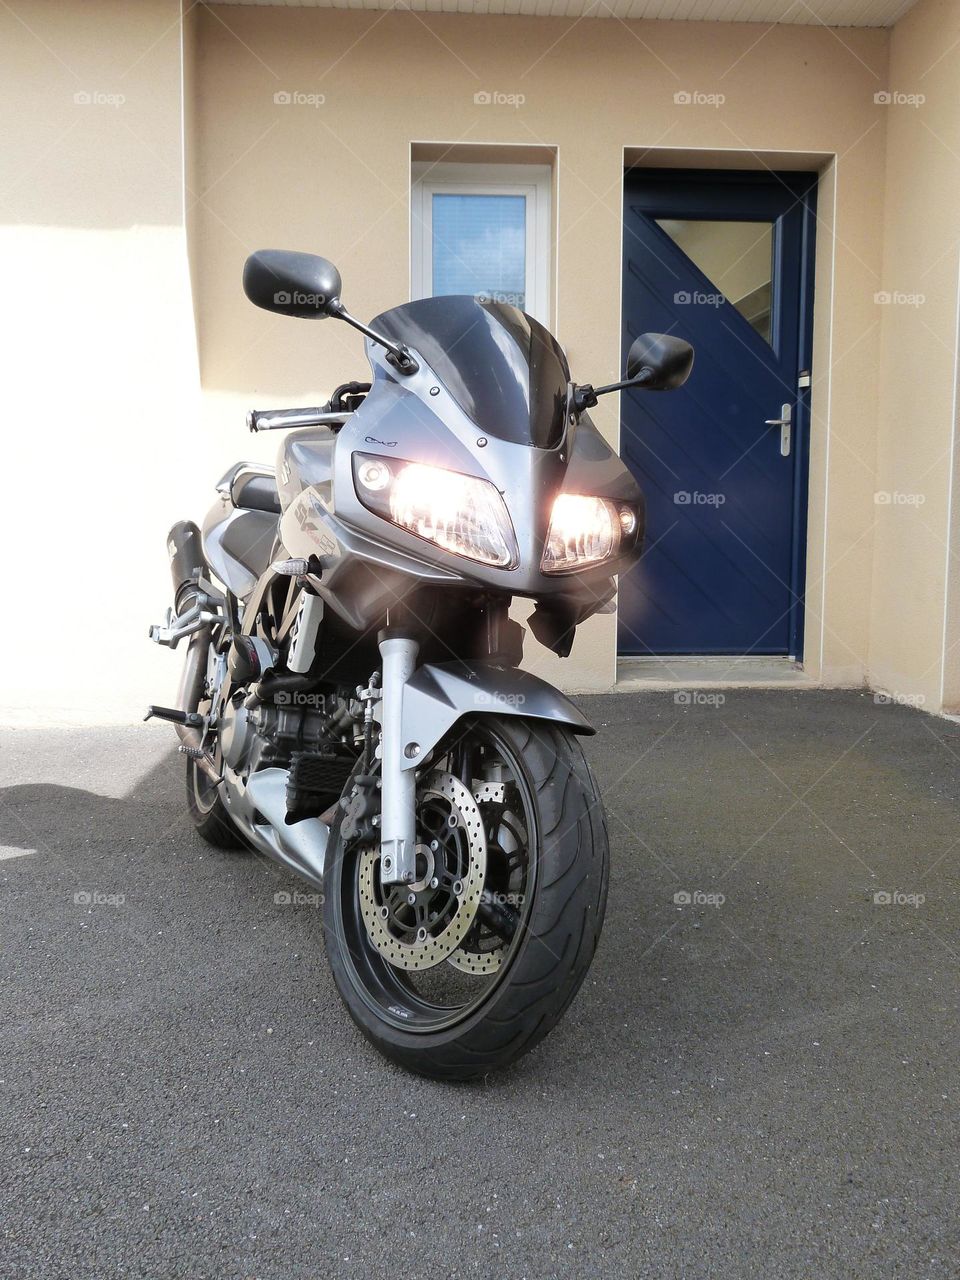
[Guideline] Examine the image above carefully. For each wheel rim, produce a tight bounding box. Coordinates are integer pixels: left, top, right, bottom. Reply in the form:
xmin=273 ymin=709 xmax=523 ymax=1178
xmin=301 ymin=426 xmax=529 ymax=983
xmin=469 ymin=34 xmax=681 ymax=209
xmin=335 ymin=720 xmax=539 ymax=1034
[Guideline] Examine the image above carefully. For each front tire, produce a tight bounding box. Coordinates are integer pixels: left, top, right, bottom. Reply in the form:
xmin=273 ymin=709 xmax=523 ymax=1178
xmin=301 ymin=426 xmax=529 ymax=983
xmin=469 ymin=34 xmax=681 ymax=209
xmin=323 ymin=716 xmax=609 ymax=1081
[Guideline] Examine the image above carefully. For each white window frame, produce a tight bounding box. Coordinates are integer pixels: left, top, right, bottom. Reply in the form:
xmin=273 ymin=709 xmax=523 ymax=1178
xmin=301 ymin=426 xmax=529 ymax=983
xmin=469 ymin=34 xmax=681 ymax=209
xmin=411 ymin=162 xmax=552 ymax=326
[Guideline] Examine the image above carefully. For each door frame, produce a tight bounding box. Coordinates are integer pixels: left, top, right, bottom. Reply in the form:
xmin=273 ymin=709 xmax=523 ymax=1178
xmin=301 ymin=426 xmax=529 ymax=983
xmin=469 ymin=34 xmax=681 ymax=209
xmin=620 ymin=163 xmax=819 ymax=660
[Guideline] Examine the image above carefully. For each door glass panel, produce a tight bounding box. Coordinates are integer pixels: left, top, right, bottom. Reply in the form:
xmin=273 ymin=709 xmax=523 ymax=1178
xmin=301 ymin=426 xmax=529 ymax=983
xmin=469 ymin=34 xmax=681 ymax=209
xmin=432 ymin=193 xmax=526 ymax=309
xmin=655 ymin=218 xmax=774 ymax=344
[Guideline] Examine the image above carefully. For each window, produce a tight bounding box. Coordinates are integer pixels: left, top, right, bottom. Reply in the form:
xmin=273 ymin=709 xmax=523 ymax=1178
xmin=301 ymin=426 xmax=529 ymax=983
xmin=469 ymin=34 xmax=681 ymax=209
xmin=654 ymin=218 xmax=774 ymax=345
xmin=411 ymin=163 xmax=552 ymax=325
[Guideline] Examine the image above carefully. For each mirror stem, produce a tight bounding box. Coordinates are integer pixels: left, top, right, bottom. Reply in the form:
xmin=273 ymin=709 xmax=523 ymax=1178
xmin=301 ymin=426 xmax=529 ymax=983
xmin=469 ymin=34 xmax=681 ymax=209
xmin=573 ymin=369 xmax=652 ymax=413
xmin=328 ymin=301 xmax=419 ymax=375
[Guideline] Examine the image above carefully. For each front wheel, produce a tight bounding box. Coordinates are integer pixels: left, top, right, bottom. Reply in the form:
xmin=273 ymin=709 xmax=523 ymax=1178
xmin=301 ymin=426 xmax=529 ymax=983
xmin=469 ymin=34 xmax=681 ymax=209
xmin=323 ymin=716 xmax=609 ymax=1080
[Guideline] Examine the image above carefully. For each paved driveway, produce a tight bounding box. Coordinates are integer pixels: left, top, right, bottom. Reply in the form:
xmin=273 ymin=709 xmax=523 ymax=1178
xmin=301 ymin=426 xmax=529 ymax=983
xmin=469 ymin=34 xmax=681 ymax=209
xmin=1 ymin=691 xmax=958 ymax=1278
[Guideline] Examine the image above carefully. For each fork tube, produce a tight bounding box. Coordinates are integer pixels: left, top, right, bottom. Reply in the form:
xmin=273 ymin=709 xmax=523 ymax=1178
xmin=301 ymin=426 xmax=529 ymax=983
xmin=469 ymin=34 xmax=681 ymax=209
xmin=378 ymin=631 xmax=419 ymax=886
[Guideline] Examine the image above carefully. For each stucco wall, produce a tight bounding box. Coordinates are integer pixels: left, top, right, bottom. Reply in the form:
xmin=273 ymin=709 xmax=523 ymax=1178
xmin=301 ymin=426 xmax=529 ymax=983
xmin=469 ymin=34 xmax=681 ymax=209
xmin=189 ymin=6 xmax=889 ymax=692
xmin=0 ymin=0 xmax=199 ymax=722
xmin=870 ymin=0 xmax=960 ymax=713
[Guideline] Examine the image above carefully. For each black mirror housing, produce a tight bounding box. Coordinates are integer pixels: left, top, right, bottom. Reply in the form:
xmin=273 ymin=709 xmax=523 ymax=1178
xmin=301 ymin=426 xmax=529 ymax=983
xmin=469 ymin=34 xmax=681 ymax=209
xmin=626 ymin=332 xmax=694 ymax=390
xmin=242 ymin=249 xmax=343 ymax=319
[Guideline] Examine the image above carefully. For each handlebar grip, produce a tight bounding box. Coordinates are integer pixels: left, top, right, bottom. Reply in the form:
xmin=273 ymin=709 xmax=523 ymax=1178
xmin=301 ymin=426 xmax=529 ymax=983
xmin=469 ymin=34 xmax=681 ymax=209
xmin=247 ymin=406 xmax=347 ymax=432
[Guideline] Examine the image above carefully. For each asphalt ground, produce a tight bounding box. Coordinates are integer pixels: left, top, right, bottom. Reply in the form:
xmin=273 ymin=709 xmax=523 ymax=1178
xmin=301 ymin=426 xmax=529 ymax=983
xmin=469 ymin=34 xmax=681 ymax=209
xmin=1 ymin=689 xmax=958 ymax=1278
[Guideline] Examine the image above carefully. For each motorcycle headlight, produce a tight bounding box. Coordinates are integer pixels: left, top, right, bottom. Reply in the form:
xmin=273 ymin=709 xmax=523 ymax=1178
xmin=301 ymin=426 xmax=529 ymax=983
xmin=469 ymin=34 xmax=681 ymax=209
xmin=352 ymin=453 xmax=519 ymax=568
xmin=541 ymin=494 xmax=634 ymax=574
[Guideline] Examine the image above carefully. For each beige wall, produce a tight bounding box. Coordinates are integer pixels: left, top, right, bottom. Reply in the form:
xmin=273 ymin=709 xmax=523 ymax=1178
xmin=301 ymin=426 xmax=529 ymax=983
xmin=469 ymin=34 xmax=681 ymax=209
xmin=0 ymin=0 xmax=200 ymax=723
xmin=871 ymin=0 xmax=960 ymax=713
xmin=189 ymin=6 xmax=889 ymax=691
xmin=1 ymin=1 xmax=955 ymax=720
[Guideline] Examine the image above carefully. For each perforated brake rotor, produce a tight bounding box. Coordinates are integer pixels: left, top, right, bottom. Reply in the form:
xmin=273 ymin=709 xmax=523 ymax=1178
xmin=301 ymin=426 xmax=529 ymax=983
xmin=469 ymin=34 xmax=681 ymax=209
xmin=446 ymin=938 xmax=505 ymax=975
xmin=446 ymin=779 xmax=516 ymax=975
xmin=358 ymin=771 xmax=487 ymax=972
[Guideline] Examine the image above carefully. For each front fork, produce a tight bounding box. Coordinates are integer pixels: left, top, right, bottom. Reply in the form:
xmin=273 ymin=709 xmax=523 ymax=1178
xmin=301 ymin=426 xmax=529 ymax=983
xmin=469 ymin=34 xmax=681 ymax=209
xmin=377 ymin=631 xmax=420 ymax=886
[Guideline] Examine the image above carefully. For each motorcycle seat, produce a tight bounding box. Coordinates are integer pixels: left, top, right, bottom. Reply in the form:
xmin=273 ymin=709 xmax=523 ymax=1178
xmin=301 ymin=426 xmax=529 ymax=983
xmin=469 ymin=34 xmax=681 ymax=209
xmin=231 ymin=466 xmax=282 ymax=516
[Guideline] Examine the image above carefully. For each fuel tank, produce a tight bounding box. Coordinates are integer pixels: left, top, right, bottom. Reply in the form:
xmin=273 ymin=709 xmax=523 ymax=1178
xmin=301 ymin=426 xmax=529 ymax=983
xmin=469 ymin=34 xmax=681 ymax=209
xmin=201 ymin=491 xmax=279 ymax=599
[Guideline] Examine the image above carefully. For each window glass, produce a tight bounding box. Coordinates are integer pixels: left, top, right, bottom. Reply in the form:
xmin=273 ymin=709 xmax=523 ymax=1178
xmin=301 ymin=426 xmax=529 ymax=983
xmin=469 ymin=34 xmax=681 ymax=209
xmin=432 ymin=193 xmax=526 ymax=309
xmin=655 ymin=218 xmax=774 ymax=344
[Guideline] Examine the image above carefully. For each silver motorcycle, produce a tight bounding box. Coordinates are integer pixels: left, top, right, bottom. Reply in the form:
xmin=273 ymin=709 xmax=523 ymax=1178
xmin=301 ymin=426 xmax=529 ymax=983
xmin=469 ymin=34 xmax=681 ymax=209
xmin=148 ymin=250 xmax=693 ymax=1079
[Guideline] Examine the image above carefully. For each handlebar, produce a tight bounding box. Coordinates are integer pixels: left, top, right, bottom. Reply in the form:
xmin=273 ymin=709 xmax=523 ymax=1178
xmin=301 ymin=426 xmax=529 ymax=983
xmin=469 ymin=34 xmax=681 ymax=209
xmin=246 ymin=381 xmax=371 ymax=433
xmin=247 ymin=406 xmax=348 ymax=433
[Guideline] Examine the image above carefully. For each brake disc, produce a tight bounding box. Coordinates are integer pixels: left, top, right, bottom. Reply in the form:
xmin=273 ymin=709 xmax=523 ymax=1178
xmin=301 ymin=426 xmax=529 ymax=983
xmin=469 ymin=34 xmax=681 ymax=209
xmin=358 ymin=771 xmax=486 ymax=972
xmin=446 ymin=939 xmax=504 ymax=975
xmin=447 ymin=781 xmax=522 ymax=976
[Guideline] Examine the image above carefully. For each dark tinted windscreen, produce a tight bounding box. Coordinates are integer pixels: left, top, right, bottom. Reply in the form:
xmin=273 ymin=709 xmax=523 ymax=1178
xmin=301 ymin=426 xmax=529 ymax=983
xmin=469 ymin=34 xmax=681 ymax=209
xmin=371 ymin=296 xmax=570 ymax=449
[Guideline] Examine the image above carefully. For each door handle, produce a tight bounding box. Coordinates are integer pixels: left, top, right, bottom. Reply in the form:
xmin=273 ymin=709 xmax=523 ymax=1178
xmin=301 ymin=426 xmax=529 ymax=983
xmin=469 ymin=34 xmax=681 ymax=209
xmin=764 ymin=403 xmax=792 ymax=457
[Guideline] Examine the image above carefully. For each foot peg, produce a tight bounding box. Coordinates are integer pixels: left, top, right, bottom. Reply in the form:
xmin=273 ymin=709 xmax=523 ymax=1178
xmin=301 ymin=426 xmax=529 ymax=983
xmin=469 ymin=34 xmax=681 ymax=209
xmin=144 ymin=705 xmax=203 ymax=728
xmin=177 ymin=743 xmax=222 ymax=785
xmin=149 ymin=596 xmax=224 ymax=649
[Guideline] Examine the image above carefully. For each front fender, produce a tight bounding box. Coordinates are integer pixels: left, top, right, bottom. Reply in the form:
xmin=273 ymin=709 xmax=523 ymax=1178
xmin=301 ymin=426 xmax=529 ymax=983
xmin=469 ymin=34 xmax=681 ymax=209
xmin=398 ymin=662 xmax=594 ymax=771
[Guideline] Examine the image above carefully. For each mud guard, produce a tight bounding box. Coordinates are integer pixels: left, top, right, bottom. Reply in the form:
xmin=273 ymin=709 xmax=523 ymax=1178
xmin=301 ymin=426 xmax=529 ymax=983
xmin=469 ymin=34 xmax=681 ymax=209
xmin=398 ymin=662 xmax=594 ymax=771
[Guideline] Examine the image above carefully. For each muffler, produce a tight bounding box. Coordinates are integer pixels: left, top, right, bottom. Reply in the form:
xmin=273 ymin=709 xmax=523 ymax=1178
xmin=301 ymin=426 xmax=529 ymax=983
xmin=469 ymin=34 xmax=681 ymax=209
xmin=149 ymin=521 xmax=222 ymax=649
xmin=167 ymin=520 xmax=205 ymax=615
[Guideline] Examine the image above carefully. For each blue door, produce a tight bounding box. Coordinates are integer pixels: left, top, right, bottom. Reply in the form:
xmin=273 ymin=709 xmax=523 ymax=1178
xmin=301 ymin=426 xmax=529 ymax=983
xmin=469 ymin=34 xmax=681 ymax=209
xmin=619 ymin=170 xmax=817 ymax=657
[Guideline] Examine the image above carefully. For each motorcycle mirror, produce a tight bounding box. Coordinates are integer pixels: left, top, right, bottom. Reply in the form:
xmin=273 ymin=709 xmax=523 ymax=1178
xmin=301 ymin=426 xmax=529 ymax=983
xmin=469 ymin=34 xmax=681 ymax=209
xmin=572 ymin=331 xmax=694 ymax=413
xmin=243 ymin=248 xmax=419 ymax=374
xmin=242 ymin=249 xmax=343 ymax=319
xmin=625 ymin=332 xmax=695 ymax=391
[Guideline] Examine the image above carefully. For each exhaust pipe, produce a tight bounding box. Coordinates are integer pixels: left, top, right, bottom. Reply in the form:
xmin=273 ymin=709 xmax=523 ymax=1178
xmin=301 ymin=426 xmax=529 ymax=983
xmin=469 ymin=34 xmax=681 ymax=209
xmin=174 ymin=626 xmax=220 ymax=783
xmin=167 ymin=520 xmax=205 ymax=615
xmin=150 ymin=522 xmax=222 ymax=650
xmin=146 ymin=522 xmax=220 ymax=783
xmin=177 ymin=626 xmax=210 ymax=718
xmin=169 ymin=522 xmax=216 ymax=777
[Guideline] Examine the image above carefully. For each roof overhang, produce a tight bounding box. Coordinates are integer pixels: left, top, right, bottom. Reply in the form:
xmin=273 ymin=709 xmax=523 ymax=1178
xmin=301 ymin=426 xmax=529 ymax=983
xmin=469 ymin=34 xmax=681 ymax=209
xmin=211 ymin=0 xmax=917 ymax=28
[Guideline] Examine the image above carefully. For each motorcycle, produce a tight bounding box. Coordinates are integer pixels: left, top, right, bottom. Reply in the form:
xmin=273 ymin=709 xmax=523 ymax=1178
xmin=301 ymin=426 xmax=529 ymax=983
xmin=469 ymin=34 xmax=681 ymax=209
xmin=148 ymin=249 xmax=693 ymax=1079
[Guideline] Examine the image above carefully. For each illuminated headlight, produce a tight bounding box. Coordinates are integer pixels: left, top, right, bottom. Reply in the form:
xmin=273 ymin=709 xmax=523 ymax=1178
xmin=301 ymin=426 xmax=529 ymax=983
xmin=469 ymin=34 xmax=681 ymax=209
xmin=353 ymin=453 xmax=518 ymax=568
xmin=541 ymin=494 xmax=633 ymax=573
